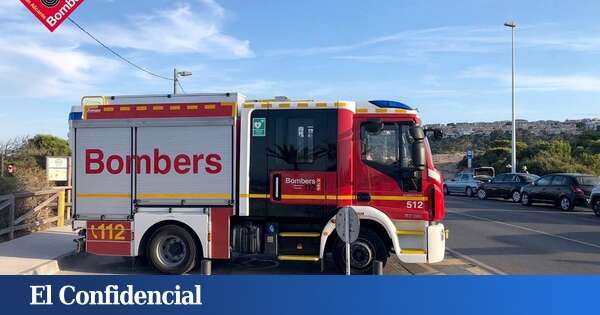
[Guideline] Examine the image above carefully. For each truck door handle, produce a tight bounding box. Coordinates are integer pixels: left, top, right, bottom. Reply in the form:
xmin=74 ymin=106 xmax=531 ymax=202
xmin=356 ymin=192 xmax=371 ymax=202
xmin=272 ymin=174 xmax=282 ymax=200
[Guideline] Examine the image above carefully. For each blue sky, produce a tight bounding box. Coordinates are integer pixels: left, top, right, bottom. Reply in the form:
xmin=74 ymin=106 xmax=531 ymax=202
xmin=1 ymin=0 xmax=600 ymax=140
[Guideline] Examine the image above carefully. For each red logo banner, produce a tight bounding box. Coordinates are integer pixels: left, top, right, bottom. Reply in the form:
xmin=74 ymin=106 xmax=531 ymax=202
xmin=19 ymin=0 xmax=85 ymax=32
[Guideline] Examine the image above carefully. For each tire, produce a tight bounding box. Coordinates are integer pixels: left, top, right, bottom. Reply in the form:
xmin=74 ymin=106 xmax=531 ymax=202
xmin=593 ymin=199 xmax=600 ymax=217
xmin=559 ymin=196 xmax=574 ymax=212
xmin=466 ymin=187 xmax=474 ymax=198
xmin=477 ymin=189 xmax=487 ymax=200
xmin=511 ymin=190 xmax=521 ymax=203
xmin=443 ymin=185 xmax=450 ymax=195
xmin=147 ymin=225 xmax=198 ymax=274
xmin=521 ymin=193 xmax=532 ymax=206
xmin=333 ymin=228 xmax=388 ymax=275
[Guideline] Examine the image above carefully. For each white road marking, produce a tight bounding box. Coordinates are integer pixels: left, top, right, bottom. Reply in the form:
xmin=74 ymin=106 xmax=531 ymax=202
xmin=445 ymin=247 xmax=507 ymax=275
xmin=448 ymin=210 xmax=600 ymax=250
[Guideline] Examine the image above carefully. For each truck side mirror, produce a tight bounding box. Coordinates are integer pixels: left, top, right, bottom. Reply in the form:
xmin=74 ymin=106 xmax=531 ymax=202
xmin=411 ymin=125 xmax=426 ymax=171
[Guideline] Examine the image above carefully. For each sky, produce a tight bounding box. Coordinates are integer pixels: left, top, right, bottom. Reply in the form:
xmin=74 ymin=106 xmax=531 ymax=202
xmin=1 ymin=0 xmax=600 ymax=140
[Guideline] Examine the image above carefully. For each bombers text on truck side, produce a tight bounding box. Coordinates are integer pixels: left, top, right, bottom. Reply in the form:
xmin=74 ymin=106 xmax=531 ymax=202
xmin=68 ymin=93 xmax=447 ymax=274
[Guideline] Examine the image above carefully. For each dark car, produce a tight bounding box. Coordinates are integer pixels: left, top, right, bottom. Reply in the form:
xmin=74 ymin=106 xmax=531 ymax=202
xmin=477 ymin=173 xmax=539 ymax=202
xmin=520 ymin=173 xmax=600 ymax=211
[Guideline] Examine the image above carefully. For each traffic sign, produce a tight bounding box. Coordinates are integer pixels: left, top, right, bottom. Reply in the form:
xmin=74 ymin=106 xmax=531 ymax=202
xmin=466 ymin=150 xmax=473 ymax=159
xmin=336 ymin=207 xmax=360 ymax=243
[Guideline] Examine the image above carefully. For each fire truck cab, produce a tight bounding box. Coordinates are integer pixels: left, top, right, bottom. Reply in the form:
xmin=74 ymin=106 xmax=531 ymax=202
xmin=69 ymin=93 xmax=446 ymax=274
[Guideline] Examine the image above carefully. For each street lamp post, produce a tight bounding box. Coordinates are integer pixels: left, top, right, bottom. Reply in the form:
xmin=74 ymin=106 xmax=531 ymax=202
xmin=504 ymin=21 xmax=517 ymax=173
xmin=173 ymin=68 xmax=193 ymax=95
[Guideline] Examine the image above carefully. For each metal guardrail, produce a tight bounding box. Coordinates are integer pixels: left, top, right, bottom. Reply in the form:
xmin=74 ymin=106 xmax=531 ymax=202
xmin=0 ymin=186 xmax=71 ymax=240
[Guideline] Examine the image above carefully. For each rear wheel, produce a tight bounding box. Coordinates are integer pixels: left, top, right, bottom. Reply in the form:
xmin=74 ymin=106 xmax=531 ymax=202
xmin=511 ymin=190 xmax=521 ymax=203
xmin=521 ymin=193 xmax=532 ymax=206
xmin=147 ymin=225 xmax=198 ymax=274
xmin=477 ymin=189 xmax=487 ymax=200
xmin=559 ymin=196 xmax=574 ymax=211
xmin=593 ymin=199 xmax=600 ymax=217
xmin=466 ymin=187 xmax=474 ymax=197
xmin=333 ymin=228 xmax=388 ymax=275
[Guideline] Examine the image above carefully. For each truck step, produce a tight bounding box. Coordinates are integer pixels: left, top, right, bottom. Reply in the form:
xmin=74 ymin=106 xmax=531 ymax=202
xmin=396 ymin=229 xmax=424 ymax=236
xmin=279 ymin=231 xmax=320 ymax=238
xmin=277 ymin=255 xmax=320 ymax=262
xmin=400 ymin=248 xmax=426 ymax=255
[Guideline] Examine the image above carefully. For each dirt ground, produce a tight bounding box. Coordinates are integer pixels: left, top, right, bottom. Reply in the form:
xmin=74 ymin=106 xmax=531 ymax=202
xmin=433 ymin=153 xmax=464 ymax=178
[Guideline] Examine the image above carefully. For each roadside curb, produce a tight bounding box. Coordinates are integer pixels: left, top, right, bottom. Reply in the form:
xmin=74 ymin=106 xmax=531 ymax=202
xmin=19 ymin=251 xmax=77 ymax=275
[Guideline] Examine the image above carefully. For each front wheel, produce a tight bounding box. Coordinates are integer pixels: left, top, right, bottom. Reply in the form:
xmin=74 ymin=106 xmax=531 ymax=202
xmin=466 ymin=187 xmax=474 ymax=197
xmin=511 ymin=190 xmax=521 ymax=203
xmin=559 ymin=196 xmax=574 ymax=211
xmin=147 ymin=225 xmax=198 ymax=274
xmin=478 ymin=189 xmax=487 ymax=200
xmin=333 ymin=228 xmax=388 ymax=275
xmin=593 ymin=199 xmax=600 ymax=217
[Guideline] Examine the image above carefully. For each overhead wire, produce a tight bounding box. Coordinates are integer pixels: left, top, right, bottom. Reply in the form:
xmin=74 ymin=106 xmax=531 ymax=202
xmin=67 ymin=17 xmax=174 ymax=82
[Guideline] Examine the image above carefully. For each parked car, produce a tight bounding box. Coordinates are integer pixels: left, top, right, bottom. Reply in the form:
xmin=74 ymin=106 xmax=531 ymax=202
xmin=444 ymin=170 xmax=492 ymax=197
xmin=591 ymin=185 xmax=600 ymax=217
xmin=477 ymin=173 xmax=540 ymax=202
xmin=520 ymin=173 xmax=600 ymax=211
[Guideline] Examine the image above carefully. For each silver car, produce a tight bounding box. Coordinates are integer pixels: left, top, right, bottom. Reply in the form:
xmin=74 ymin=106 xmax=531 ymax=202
xmin=444 ymin=172 xmax=488 ymax=197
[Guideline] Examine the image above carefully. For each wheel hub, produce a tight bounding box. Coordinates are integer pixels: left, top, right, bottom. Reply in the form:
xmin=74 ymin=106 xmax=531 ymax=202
xmin=157 ymin=235 xmax=187 ymax=266
xmin=349 ymin=241 xmax=374 ymax=269
xmin=513 ymin=191 xmax=520 ymax=201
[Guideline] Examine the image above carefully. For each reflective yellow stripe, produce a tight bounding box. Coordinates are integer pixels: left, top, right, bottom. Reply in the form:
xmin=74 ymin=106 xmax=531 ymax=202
xmin=136 ymin=106 xmax=147 ymax=111
xmin=152 ymin=105 xmax=164 ymax=110
xmin=103 ymin=107 xmax=114 ymax=112
xmin=119 ymin=107 xmax=130 ymax=112
xmin=261 ymin=102 xmax=272 ymax=108
xmin=221 ymin=102 xmax=235 ymax=107
xmin=137 ymin=193 xmax=231 ymax=199
xmin=243 ymin=103 xmax=255 ymax=108
xmin=296 ymin=102 xmax=309 ymax=108
xmin=239 ymin=193 xmax=270 ymax=199
xmin=187 ymin=105 xmax=199 ymax=110
xmin=204 ymin=104 xmax=216 ymax=109
xmin=375 ymin=108 xmax=388 ymax=113
xmin=281 ymin=194 xmax=326 ymax=200
xmin=335 ymin=101 xmax=347 ymax=108
xmin=356 ymin=108 xmax=368 ymax=113
xmin=371 ymin=195 xmax=428 ymax=201
xmin=316 ymin=102 xmax=328 ymax=107
xmin=239 ymin=194 xmax=426 ymax=201
xmin=279 ymin=232 xmax=320 ymax=238
xmin=401 ymin=248 xmax=426 ymax=255
xmin=278 ymin=103 xmax=291 ymax=108
xmin=277 ymin=255 xmax=320 ymax=262
xmin=396 ymin=229 xmax=425 ymax=236
xmin=77 ymin=193 xmax=130 ymax=198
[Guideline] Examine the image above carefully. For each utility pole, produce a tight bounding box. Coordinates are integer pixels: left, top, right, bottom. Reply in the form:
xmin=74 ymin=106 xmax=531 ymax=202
xmin=173 ymin=68 xmax=178 ymax=95
xmin=504 ymin=21 xmax=517 ymax=173
xmin=173 ymin=68 xmax=193 ymax=95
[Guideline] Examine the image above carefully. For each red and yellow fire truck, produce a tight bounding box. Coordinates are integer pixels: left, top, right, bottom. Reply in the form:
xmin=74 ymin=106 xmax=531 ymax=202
xmin=69 ymin=93 xmax=446 ymax=274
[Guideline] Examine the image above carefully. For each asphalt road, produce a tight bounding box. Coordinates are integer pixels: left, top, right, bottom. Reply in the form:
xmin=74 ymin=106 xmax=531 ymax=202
xmin=445 ymin=195 xmax=600 ymax=274
xmin=56 ymin=195 xmax=600 ymax=275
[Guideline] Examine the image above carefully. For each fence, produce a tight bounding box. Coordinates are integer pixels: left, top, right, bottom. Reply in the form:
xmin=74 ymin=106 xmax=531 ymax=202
xmin=0 ymin=186 xmax=71 ymax=240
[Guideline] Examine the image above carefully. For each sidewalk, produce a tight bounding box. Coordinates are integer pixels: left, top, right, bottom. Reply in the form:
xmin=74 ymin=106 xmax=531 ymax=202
xmin=0 ymin=226 xmax=76 ymax=275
